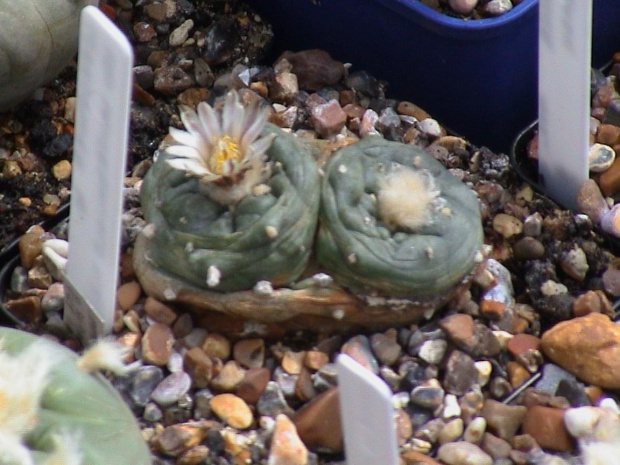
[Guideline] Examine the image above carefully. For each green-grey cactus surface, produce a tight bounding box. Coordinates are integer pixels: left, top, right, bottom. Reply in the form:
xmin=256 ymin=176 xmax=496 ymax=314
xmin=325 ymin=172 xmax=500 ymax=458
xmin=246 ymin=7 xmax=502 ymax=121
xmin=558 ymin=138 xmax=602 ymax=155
xmin=0 ymin=327 xmax=151 ymax=465
xmin=317 ymin=137 xmax=483 ymax=298
xmin=140 ymin=124 xmax=321 ymax=292
xmin=0 ymin=0 xmax=95 ymax=111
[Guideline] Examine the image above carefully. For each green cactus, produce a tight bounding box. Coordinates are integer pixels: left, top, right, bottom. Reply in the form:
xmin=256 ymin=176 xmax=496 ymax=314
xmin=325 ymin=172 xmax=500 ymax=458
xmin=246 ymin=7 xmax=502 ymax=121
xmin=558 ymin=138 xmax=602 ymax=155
xmin=0 ymin=0 xmax=96 ymax=111
xmin=0 ymin=327 xmax=151 ymax=465
xmin=140 ymin=124 xmax=321 ymax=292
xmin=317 ymin=136 xmax=483 ymax=299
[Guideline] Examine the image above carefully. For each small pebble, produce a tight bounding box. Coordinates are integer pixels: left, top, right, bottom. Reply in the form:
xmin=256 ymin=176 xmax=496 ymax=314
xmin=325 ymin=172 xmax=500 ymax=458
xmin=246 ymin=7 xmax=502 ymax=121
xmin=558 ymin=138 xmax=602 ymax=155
xmin=169 ymin=19 xmax=194 ymax=47
xmin=370 ymin=331 xmax=401 ymax=366
xmin=268 ymin=414 xmax=309 ymax=465
xmin=442 ymin=350 xmax=478 ymax=395
xmin=492 ymin=213 xmax=523 ymax=238
xmin=130 ymin=365 xmax=165 ymax=407
xmin=233 ymin=338 xmax=265 ymax=369
xmin=40 ymin=282 xmax=65 ymax=313
xmin=560 ymin=247 xmax=589 ymax=281
xmin=418 ymin=339 xmax=448 ymax=365
xmin=236 ymin=367 xmax=271 ymax=405
xmin=210 ymin=393 xmax=253 ymax=429
xmin=202 ymin=333 xmax=231 ymax=360
xmin=341 ymin=335 xmax=379 ymax=374
xmin=310 ymin=99 xmax=346 ymax=138
xmin=437 ymin=441 xmax=493 ymax=465
xmin=523 ymin=212 xmax=543 ymax=237
xmin=513 ymin=237 xmax=545 ymax=261
xmin=481 ymin=399 xmax=527 ymax=441
xmin=588 ymin=143 xmax=616 ymax=172
xmin=210 ymin=361 xmax=246 ymax=392
xmin=481 ymin=0 xmax=513 ymax=16
xmin=464 ymin=416 xmax=487 ymax=444
xmin=142 ymin=323 xmax=174 ymax=366
xmin=441 ymin=394 xmax=462 ymax=420
xmin=293 ymin=387 xmax=343 ymax=453
xmin=521 ymin=405 xmax=574 ymax=452
xmin=116 ymin=281 xmax=142 ymax=311
xmin=448 ymin=0 xmax=477 ymax=14
xmin=257 ymin=381 xmax=292 ymax=417
xmin=438 ymin=418 xmax=464 ymax=444
xmin=410 ymin=379 xmax=445 ymax=409
xmin=417 ymin=118 xmax=442 ymax=139
xmin=151 ymin=371 xmax=192 ymax=407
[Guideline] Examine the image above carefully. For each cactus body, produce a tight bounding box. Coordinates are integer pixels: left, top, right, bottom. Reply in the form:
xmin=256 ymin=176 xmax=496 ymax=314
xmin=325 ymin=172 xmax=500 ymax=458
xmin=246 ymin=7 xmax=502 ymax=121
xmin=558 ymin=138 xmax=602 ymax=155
xmin=140 ymin=124 xmax=320 ymax=292
xmin=317 ymin=137 xmax=483 ymax=298
xmin=0 ymin=327 xmax=151 ymax=465
xmin=0 ymin=0 xmax=96 ymax=111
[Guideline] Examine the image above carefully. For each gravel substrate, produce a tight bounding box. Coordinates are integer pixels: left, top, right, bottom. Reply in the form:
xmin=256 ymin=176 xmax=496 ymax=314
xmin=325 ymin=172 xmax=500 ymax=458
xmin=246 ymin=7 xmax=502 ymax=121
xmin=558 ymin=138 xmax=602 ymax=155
xmin=3 ymin=1 xmax=620 ymax=465
xmin=419 ymin=0 xmax=524 ymax=18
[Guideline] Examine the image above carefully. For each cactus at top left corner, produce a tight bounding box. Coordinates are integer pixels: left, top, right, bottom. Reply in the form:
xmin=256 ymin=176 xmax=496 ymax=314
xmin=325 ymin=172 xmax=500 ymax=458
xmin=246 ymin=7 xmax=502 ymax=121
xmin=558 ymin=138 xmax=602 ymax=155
xmin=139 ymin=91 xmax=321 ymax=292
xmin=0 ymin=327 xmax=151 ymax=465
xmin=0 ymin=0 xmax=97 ymax=111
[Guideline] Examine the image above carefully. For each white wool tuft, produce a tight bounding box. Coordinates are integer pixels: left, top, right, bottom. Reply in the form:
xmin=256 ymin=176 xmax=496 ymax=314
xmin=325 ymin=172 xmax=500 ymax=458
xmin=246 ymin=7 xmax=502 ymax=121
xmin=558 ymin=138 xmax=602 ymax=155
xmin=0 ymin=342 xmax=52 ymax=438
xmin=581 ymin=440 xmax=620 ymax=465
xmin=0 ymin=432 xmax=35 ymax=465
xmin=77 ymin=339 xmax=131 ymax=376
xmin=42 ymin=431 xmax=82 ymax=465
xmin=377 ymin=168 xmax=440 ymax=231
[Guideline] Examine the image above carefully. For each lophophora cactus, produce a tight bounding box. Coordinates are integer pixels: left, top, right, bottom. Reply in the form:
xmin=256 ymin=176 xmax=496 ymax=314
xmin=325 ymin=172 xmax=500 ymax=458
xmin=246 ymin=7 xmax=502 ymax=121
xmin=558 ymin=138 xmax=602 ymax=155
xmin=317 ymin=136 xmax=484 ymax=300
xmin=139 ymin=92 xmax=321 ymax=292
xmin=0 ymin=0 xmax=96 ymax=111
xmin=0 ymin=328 xmax=151 ymax=465
xmin=136 ymin=90 xmax=484 ymax=332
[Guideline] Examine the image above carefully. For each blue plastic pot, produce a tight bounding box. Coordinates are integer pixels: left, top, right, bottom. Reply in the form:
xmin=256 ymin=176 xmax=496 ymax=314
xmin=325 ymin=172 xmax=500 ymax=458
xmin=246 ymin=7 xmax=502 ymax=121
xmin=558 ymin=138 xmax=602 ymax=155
xmin=250 ymin=0 xmax=620 ymax=153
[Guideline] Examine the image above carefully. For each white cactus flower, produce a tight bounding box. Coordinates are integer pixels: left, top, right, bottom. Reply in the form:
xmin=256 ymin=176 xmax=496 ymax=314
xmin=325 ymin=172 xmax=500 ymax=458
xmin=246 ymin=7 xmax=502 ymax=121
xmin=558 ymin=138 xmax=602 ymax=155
xmin=165 ymin=91 xmax=276 ymax=205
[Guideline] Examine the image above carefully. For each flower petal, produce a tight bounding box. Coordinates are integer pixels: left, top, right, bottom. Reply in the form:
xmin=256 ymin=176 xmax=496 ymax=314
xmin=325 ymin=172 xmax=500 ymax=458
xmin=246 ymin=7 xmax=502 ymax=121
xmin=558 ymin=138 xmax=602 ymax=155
xmin=166 ymin=158 xmax=214 ymax=177
xmin=196 ymin=101 xmax=222 ymax=145
xmin=168 ymin=127 xmax=201 ymax=149
xmin=248 ymin=133 xmax=276 ymax=159
xmin=221 ymin=92 xmax=244 ymax=139
xmin=239 ymin=104 xmax=270 ymax=151
xmin=165 ymin=145 xmax=201 ymax=160
xmin=179 ymin=105 xmax=203 ymax=137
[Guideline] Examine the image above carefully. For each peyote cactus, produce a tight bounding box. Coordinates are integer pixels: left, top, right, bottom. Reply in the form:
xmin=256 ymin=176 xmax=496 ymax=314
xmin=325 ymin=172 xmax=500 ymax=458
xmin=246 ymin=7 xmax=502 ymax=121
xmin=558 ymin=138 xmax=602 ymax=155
xmin=135 ymin=91 xmax=485 ymax=334
xmin=317 ymin=137 xmax=484 ymax=300
xmin=0 ymin=328 xmax=151 ymax=465
xmin=139 ymin=92 xmax=321 ymax=292
xmin=0 ymin=0 xmax=96 ymax=111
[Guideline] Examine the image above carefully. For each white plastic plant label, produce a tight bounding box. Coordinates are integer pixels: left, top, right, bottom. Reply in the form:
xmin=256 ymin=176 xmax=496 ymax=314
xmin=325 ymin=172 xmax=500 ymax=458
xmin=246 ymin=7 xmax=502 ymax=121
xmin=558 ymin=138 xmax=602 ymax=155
xmin=336 ymin=354 xmax=399 ymax=465
xmin=538 ymin=0 xmax=592 ymax=210
xmin=64 ymin=6 xmax=133 ymax=344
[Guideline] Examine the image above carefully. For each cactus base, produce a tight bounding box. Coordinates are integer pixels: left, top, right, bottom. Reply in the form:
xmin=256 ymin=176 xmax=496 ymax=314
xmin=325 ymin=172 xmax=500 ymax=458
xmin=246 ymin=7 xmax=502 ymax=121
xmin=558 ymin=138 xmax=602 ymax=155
xmin=134 ymin=232 xmax=486 ymax=337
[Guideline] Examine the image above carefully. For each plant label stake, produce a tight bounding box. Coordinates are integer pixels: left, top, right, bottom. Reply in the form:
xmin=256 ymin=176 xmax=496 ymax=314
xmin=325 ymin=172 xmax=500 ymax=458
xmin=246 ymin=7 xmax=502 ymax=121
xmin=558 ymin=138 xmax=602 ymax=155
xmin=538 ymin=0 xmax=592 ymax=210
xmin=336 ymin=354 xmax=399 ymax=465
xmin=64 ymin=6 xmax=133 ymax=345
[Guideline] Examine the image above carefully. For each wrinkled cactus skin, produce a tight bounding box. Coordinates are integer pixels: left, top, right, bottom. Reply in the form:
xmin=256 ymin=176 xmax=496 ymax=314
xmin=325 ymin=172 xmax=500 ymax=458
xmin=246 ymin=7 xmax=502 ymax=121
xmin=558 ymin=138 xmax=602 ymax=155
xmin=0 ymin=327 xmax=151 ymax=465
xmin=140 ymin=124 xmax=321 ymax=292
xmin=0 ymin=0 xmax=96 ymax=111
xmin=317 ymin=137 xmax=483 ymax=298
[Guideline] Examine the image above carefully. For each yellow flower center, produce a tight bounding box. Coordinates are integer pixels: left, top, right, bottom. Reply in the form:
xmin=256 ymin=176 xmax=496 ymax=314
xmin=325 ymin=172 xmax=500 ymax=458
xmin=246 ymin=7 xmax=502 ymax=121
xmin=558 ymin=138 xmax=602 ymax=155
xmin=210 ymin=135 xmax=243 ymax=175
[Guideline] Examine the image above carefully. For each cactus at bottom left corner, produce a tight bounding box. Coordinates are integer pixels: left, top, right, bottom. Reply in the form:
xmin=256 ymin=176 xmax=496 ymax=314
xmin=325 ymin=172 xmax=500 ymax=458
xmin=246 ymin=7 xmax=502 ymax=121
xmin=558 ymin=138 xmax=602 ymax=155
xmin=0 ymin=327 xmax=151 ymax=465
